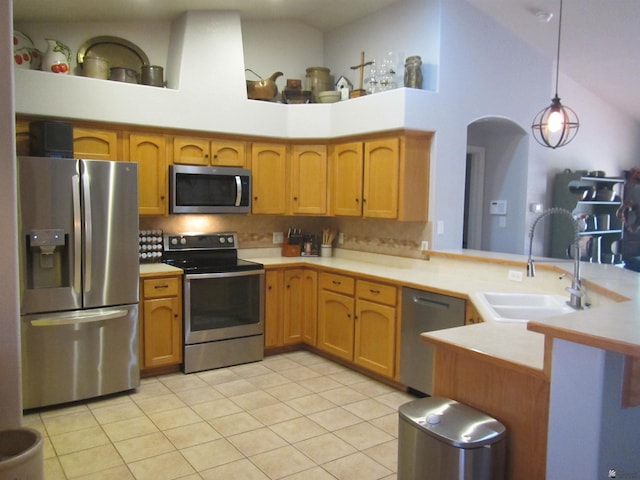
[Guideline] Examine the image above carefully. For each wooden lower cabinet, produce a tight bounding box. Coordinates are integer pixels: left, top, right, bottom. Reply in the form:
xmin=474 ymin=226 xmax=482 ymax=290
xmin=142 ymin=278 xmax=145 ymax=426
xmin=432 ymin=344 xmax=549 ymax=480
xmin=265 ymin=270 xmax=284 ymax=349
xmin=318 ymin=288 xmax=355 ymax=361
xmin=317 ymin=272 xmax=398 ymax=378
xmin=354 ymin=280 xmax=397 ymax=377
xmin=140 ymin=273 xmax=183 ymax=371
xmin=265 ymin=268 xmax=318 ymax=349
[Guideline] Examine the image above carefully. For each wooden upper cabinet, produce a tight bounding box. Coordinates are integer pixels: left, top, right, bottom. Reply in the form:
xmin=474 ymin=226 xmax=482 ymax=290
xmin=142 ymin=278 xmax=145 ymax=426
xmin=73 ymin=127 xmax=121 ymax=161
xmin=173 ymin=136 xmax=247 ymax=167
xmin=212 ymin=139 xmax=247 ymax=167
xmin=173 ymin=136 xmax=210 ymax=165
xmin=363 ymin=138 xmax=400 ymax=219
xmin=290 ymin=144 xmax=328 ymax=215
xmin=396 ymin=133 xmax=431 ymax=222
xmin=129 ymin=133 xmax=168 ymax=216
xmin=331 ymin=134 xmax=431 ymax=221
xmin=330 ymin=142 xmax=364 ymax=216
xmin=251 ymin=143 xmax=287 ymax=214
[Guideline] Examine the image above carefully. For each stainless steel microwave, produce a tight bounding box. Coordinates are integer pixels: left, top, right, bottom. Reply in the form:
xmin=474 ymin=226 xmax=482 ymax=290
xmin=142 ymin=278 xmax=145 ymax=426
xmin=169 ymin=165 xmax=251 ymax=214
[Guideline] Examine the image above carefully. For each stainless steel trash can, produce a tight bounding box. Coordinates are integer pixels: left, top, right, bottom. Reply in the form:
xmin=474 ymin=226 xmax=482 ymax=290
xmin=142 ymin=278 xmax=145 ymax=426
xmin=0 ymin=428 xmax=44 ymax=480
xmin=398 ymin=397 xmax=506 ymax=480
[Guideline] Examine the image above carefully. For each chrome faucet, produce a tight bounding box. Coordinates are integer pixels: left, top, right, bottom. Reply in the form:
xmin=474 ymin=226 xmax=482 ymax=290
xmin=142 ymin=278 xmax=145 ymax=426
xmin=527 ymin=207 xmax=584 ymax=310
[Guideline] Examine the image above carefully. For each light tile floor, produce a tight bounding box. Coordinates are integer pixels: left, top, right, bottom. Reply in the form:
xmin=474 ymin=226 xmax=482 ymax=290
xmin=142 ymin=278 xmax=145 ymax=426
xmin=24 ymin=351 xmax=418 ymax=480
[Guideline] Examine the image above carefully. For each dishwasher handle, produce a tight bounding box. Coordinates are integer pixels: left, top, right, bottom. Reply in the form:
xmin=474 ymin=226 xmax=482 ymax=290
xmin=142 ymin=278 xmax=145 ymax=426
xmin=412 ymin=295 xmax=452 ymax=310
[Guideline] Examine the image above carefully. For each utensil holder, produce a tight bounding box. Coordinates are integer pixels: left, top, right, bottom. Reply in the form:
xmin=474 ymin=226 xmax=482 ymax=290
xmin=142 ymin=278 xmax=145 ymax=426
xmin=321 ymin=244 xmax=333 ymax=257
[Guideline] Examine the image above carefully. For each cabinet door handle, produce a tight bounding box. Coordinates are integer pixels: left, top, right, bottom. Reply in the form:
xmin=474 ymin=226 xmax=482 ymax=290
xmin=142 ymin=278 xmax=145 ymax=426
xmin=332 ymin=280 xmax=342 ymax=285
xmin=204 ymin=153 xmax=209 ymax=158
xmin=154 ymin=284 xmax=169 ymax=289
xmin=369 ymin=289 xmax=381 ymax=294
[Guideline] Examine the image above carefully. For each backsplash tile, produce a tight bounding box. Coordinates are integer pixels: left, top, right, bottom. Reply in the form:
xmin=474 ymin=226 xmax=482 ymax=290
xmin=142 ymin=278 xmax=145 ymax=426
xmin=140 ymin=215 xmax=430 ymax=259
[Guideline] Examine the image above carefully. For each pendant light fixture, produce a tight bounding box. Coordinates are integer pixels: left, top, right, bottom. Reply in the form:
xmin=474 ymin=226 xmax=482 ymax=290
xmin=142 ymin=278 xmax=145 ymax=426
xmin=531 ymin=0 xmax=579 ymax=149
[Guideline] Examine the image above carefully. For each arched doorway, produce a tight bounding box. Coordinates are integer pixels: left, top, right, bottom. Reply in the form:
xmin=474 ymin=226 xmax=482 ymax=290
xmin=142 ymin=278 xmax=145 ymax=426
xmin=464 ymin=117 xmax=530 ymax=255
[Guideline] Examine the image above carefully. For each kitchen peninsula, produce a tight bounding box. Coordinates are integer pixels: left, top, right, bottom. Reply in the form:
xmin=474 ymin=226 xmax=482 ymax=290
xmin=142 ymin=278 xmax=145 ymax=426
xmin=237 ymin=247 xmax=639 ymax=480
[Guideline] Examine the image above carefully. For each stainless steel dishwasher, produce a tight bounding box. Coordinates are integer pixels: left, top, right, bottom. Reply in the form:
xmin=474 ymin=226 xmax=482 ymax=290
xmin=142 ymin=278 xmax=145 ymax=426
xmin=400 ymin=287 xmax=466 ymax=395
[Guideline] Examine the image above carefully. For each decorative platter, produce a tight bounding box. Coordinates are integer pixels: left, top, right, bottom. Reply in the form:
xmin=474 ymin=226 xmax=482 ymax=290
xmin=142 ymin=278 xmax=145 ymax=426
xmin=77 ymin=36 xmax=149 ymax=75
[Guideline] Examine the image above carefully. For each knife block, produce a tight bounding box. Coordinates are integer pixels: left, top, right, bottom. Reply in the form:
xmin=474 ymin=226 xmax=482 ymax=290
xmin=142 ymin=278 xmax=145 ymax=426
xmin=281 ymin=241 xmax=301 ymax=257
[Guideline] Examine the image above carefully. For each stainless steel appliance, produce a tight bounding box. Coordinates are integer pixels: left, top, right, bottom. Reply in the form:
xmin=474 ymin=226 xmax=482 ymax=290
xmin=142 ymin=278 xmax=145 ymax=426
xmin=169 ymin=165 xmax=251 ymax=214
xmin=18 ymin=156 xmax=140 ymax=409
xmin=400 ymin=287 xmax=466 ymax=395
xmin=162 ymin=233 xmax=264 ymax=374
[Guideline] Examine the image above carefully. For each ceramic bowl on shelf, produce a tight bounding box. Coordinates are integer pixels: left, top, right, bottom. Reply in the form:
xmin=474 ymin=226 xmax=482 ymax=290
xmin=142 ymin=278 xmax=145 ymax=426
xmin=317 ymin=90 xmax=341 ymax=103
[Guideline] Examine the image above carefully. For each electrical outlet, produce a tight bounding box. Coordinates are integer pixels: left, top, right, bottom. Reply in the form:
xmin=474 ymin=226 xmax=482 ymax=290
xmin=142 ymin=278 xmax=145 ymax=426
xmin=338 ymin=232 xmax=344 ymax=244
xmin=421 ymin=240 xmax=429 ymax=251
xmin=273 ymin=232 xmax=283 ymax=244
xmin=508 ymin=270 xmax=523 ymax=282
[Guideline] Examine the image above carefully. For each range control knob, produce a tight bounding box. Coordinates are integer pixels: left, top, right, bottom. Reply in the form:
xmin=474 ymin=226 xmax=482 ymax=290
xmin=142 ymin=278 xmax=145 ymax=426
xmin=180 ymin=237 xmax=187 ymax=245
xmin=170 ymin=237 xmax=178 ymax=245
xmin=219 ymin=236 xmax=226 ymax=244
xmin=227 ymin=236 xmax=234 ymax=245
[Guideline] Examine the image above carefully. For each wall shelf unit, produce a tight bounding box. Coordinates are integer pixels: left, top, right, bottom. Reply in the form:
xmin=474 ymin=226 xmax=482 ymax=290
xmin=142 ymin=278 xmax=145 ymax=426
xmin=550 ymin=171 xmax=624 ymax=264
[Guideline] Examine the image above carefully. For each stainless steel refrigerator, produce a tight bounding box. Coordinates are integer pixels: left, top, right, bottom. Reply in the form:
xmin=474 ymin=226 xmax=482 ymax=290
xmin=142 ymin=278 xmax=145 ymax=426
xmin=18 ymin=156 xmax=140 ymax=409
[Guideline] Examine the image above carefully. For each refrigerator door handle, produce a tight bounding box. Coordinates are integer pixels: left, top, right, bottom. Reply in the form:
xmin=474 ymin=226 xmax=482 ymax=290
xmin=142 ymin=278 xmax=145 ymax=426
xmin=82 ymin=164 xmax=93 ymax=292
xmin=72 ymin=174 xmax=82 ymax=293
xmin=234 ymin=175 xmax=242 ymax=206
xmin=30 ymin=308 xmax=129 ymax=327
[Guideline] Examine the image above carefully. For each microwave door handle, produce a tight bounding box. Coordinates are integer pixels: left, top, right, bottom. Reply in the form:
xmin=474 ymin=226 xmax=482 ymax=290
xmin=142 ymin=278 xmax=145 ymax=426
xmin=235 ymin=175 xmax=242 ymax=206
xmin=82 ymin=163 xmax=92 ymax=293
xmin=72 ymin=174 xmax=82 ymax=294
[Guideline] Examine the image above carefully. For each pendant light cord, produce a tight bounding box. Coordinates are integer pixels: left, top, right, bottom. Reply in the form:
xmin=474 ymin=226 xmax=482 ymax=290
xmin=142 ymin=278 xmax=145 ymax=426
xmin=554 ymin=0 xmax=563 ymax=96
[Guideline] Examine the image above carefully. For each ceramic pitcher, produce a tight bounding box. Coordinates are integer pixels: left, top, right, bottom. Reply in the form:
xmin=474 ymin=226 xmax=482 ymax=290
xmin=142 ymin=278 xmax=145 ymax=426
xmin=42 ymin=38 xmax=71 ymax=75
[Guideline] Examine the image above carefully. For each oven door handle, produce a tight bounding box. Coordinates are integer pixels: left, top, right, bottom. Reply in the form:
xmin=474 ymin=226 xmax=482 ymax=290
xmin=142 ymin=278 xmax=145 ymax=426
xmin=185 ymin=269 xmax=264 ymax=281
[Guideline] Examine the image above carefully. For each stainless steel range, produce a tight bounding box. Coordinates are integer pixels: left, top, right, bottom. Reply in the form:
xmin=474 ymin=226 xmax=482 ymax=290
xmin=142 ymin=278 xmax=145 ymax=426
xmin=162 ymin=232 xmax=264 ymax=374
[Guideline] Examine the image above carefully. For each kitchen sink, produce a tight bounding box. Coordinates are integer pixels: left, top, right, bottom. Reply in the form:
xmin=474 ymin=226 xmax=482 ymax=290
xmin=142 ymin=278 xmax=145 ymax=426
xmin=475 ymin=292 xmax=576 ymax=323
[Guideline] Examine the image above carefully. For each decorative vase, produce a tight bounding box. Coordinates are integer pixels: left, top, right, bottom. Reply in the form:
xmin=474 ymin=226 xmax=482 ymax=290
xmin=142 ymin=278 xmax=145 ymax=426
xmin=41 ymin=38 xmax=71 ymax=75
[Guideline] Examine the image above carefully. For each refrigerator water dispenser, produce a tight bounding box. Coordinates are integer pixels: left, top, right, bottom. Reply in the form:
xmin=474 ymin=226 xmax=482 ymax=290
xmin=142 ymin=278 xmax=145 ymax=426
xmin=27 ymin=229 xmax=68 ymax=289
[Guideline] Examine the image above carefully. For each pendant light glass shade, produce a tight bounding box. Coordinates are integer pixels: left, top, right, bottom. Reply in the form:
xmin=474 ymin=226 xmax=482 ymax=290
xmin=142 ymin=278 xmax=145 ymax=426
xmin=531 ymin=0 xmax=579 ymax=149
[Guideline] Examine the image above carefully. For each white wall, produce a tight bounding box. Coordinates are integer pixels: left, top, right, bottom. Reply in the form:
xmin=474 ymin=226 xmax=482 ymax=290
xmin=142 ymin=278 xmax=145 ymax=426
xmin=242 ymin=20 xmax=324 ymax=94
xmin=546 ymin=340 xmax=640 ymax=477
xmin=16 ymin=20 xmax=171 ymax=77
xmin=468 ymin=121 xmax=529 ymax=254
xmin=1 ymin=0 xmax=22 ymax=428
